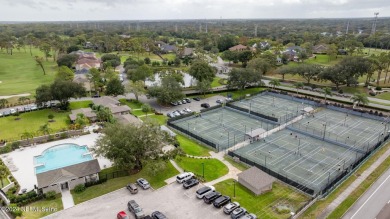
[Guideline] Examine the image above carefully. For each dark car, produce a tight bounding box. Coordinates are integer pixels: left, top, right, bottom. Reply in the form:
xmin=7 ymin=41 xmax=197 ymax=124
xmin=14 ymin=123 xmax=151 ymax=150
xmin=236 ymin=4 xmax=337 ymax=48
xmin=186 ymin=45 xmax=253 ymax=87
xmin=151 ymin=211 xmax=167 ymax=219
xmin=184 ymin=98 xmax=191 ymax=103
xmin=200 ymin=103 xmax=210 ymax=108
xmin=170 ymin=102 xmax=178 ymax=106
xmin=183 ymin=178 xmax=199 ymax=189
xmin=203 ymin=191 xmax=222 ymax=204
xmin=230 ymin=207 xmax=247 ymax=219
xmin=213 ymin=195 xmax=231 ymax=208
xmin=193 ymin=97 xmax=201 ymax=101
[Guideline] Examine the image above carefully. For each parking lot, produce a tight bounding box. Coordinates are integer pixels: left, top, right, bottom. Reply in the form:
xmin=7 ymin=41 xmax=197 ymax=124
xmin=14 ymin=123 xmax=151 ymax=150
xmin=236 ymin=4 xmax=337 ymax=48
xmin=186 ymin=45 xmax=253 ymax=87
xmin=162 ymin=95 xmax=227 ymax=116
xmin=45 ymin=182 xmax=228 ymax=219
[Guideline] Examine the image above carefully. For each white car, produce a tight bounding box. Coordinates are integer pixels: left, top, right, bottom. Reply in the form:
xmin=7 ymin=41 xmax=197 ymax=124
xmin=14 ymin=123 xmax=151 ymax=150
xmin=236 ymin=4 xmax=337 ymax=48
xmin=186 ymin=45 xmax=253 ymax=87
xmin=176 ymin=172 xmax=194 ymax=183
xmin=9 ymin=108 xmax=16 ymax=114
xmin=136 ymin=178 xmax=150 ymax=190
xmin=184 ymin=108 xmax=192 ymax=113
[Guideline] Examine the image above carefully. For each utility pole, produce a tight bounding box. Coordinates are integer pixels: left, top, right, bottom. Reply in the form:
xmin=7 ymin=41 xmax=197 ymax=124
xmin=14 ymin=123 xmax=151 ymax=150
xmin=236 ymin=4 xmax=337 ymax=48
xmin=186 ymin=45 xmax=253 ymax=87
xmin=254 ymin=24 xmax=258 ymax=37
xmin=369 ymin=12 xmax=379 ymax=54
xmin=175 ymin=24 xmax=178 ymax=32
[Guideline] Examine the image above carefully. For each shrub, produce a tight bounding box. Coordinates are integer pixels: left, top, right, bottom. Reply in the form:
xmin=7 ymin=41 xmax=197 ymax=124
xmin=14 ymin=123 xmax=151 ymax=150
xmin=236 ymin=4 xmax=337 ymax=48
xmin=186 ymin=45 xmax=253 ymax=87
xmin=11 ymin=142 xmax=20 ymax=150
xmin=60 ymin=132 xmax=68 ymax=139
xmin=73 ymin=184 xmax=86 ymax=193
xmin=8 ymin=203 xmax=22 ymax=217
xmin=44 ymin=191 xmax=56 ymax=200
xmin=0 ymin=145 xmax=11 ymax=154
xmin=85 ymin=178 xmax=107 ymax=187
xmin=376 ymin=86 xmax=382 ymax=91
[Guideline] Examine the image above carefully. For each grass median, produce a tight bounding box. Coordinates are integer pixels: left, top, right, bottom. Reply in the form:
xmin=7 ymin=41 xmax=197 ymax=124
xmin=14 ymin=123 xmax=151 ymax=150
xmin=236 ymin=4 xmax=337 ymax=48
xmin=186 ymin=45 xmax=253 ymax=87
xmin=176 ymin=134 xmax=211 ymax=157
xmin=18 ymin=195 xmax=63 ymax=219
xmin=174 ymin=156 xmax=228 ymax=181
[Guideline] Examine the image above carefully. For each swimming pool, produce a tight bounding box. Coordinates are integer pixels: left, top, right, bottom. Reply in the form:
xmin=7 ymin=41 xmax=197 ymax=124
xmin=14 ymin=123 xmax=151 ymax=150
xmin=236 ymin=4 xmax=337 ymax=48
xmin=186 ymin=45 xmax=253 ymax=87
xmin=34 ymin=143 xmax=93 ymax=174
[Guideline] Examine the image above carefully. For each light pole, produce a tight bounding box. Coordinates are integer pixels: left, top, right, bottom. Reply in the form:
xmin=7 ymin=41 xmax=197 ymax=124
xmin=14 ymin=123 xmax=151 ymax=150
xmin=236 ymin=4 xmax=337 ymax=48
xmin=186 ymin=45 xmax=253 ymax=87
xmin=322 ymin=123 xmax=327 ymax=140
xmin=343 ymin=114 xmax=348 ymax=126
xmin=202 ymin=162 xmax=204 ymax=178
xmin=233 ymin=180 xmax=236 ymax=198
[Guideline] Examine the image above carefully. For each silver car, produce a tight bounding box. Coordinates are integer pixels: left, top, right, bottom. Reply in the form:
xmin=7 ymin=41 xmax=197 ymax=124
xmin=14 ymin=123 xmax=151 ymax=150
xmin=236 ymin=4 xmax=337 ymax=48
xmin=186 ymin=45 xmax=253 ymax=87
xmin=136 ymin=178 xmax=150 ymax=190
xmin=224 ymin=202 xmax=240 ymax=214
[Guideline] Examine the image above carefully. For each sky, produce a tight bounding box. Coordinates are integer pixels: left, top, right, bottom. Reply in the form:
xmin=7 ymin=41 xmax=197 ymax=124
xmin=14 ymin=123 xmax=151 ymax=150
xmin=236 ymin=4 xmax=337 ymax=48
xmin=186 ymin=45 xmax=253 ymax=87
xmin=1 ymin=0 xmax=390 ymax=21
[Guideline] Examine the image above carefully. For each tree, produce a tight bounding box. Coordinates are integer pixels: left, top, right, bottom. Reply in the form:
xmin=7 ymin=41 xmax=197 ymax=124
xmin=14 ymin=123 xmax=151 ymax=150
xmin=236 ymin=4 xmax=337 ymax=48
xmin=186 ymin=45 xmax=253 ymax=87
xmin=106 ymin=78 xmax=125 ymax=96
xmin=50 ymin=80 xmax=86 ymax=109
xmin=94 ymin=105 xmax=115 ymax=123
xmin=196 ymin=79 xmax=212 ymax=97
xmin=174 ymin=57 xmax=181 ymax=67
xmin=56 ymin=66 xmax=75 ymax=81
xmin=217 ymin=35 xmax=237 ymax=52
xmin=148 ymin=75 xmax=184 ymax=104
xmin=269 ymin=79 xmax=281 ymax=90
xmin=227 ymin=68 xmax=262 ymax=90
xmin=323 ymin=87 xmax=332 ymax=102
xmin=141 ymin=104 xmax=152 ymax=118
xmin=48 ymin=114 xmax=55 ymax=122
xmin=128 ymin=64 xmax=153 ymax=83
xmin=75 ymin=113 xmax=89 ymax=128
xmin=247 ymin=58 xmax=272 ymax=78
xmin=0 ymin=165 xmax=7 ymax=188
xmin=237 ymin=51 xmax=253 ymax=67
xmin=144 ymin=57 xmax=151 ymax=65
xmin=18 ymin=97 xmax=30 ymax=105
xmin=101 ymin=54 xmax=121 ymax=69
xmin=189 ymin=60 xmax=215 ymax=82
xmin=35 ymin=85 xmax=52 ymax=107
xmin=39 ymin=42 xmax=51 ymax=61
xmin=351 ymin=93 xmax=369 ymax=107
xmin=57 ymin=54 xmax=78 ymax=68
xmin=295 ymin=64 xmax=323 ymax=84
xmin=0 ymin=99 xmax=8 ymax=108
xmin=94 ymin=121 xmax=173 ymax=170
xmin=87 ymin=68 xmax=103 ymax=93
xmin=294 ymin=82 xmax=304 ymax=94
xmin=126 ymin=81 xmax=146 ymax=101
xmin=67 ymin=45 xmax=80 ymax=54
xmin=372 ymin=52 xmax=389 ymax=85
xmin=326 ymin=44 xmax=338 ymax=61
xmin=276 ymin=65 xmax=295 ymax=81
xmin=35 ymin=56 xmax=46 ymax=75
xmin=38 ymin=123 xmax=51 ymax=136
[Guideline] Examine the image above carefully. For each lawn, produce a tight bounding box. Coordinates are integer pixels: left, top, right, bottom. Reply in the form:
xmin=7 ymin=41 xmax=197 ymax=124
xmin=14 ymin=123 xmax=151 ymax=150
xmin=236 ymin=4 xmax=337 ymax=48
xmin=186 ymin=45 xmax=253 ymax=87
xmin=176 ymin=134 xmax=211 ymax=157
xmin=140 ymin=114 xmax=167 ymax=125
xmin=0 ymin=177 xmax=10 ymax=188
xmin=341 ymin=86 xmax=367 ymax=94
xmin=211 ymin=77 xmax=223 ymax=88
xmin=0 ymin=48 xmax=57 ymax=96
xmin=214 ymin=179 xmax=310 ymax=219
xmin=119 ymin=99 xmax=143 ymax=110
xmin=302 ymin=141 xmax=390 ymax=218
xmin=17 ymin=195 xmax=63 ymax=219
xmin=69 ymin=100 xmax=93 ymax=110
xmin=0 ymin=109 xmax=70 ymax=141
xmin=306 ymin=54 xmax=342 ymax=66
xmin=374 ymin=92 xmax=390 ymax=101
xmin=71 ymin=161 xmax=179 ymax=204
xmin=223 ymin=155 xmax=249 ymax=171
xmin=192 ymin=87 xmax=267 ymax=100
xmin=174 ymin=156 xmax=228 ymax=181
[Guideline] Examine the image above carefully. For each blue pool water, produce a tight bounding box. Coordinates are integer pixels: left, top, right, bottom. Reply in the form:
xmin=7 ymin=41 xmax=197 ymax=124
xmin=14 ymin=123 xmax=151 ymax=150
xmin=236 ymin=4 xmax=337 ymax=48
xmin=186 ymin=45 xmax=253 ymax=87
xmin=34 ymin=143 xmax=93 ymax=174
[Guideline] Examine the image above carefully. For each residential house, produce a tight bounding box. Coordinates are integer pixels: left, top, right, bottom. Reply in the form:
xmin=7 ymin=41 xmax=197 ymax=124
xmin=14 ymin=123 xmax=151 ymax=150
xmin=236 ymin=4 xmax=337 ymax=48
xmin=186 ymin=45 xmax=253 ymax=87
xmin=70 ymin=50 xmax=101 ymax=74
xmin=313 ymin=44 xmax=329 ymax=54
xmin=229 ymin=44 xmax=248 ymax=52
xmin=283 ymin=46 xmax=305 ymax=61
xmin=161 ymin=44 xmax=177 ymax=53
xmin=73 ymin=74 xmax=91 ymax=92
xmin=338 ymin=49 xmax=348 ymax=55
xmin=178 ymin=47 xmax=194 ymax=58
xmin=252 ymin=42 xmax=271 ymax=50
xmin=69 ymin=108 xmax=97 ymax=122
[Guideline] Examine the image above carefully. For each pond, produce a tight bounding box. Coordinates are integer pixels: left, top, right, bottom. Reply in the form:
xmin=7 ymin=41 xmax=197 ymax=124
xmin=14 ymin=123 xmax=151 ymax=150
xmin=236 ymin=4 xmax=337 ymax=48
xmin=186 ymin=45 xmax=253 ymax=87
xmin=145 ymin=71 xmax=196 ymax=88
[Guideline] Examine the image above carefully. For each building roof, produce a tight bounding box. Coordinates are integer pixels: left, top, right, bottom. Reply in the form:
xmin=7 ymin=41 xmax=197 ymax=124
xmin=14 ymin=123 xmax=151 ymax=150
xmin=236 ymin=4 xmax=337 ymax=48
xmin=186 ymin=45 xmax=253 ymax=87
xmin=115 ymin=114 xmax=141 ymax=125
xmin=161 ymin=44 xmax=177 ymax=53
xmin=245 ymin=128 xmax=266 ymax=138
xmin=92 ymin=96 xmax=120 ymax=107
xmin=69 ymin=108 xmax=96 ymax=121
xmin=237 ymin=167 xmax=275 ymax=190
xmin=182 ymin=48 xmax=194 ymax=56
xmin=161 ymin=125 xmax=176 ymax=137
xmin=36 ymin=159 xmax=101 ymax=188
xmin=107 ymin=104 xmax=131 ymax=114
xmin=229 ymin=44 xmax=248 ymax=51
xmin=76 ymin=58 xmax=101 ymax=65
xmin=313 ymin=44 xmax=329 ymax=54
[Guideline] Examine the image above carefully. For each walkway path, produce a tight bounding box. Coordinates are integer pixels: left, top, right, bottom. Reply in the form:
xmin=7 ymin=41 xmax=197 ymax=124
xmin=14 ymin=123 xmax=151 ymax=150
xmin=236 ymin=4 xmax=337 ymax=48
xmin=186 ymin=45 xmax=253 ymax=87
xmin=317 ymin=143 xmax=390 ymax=219
xmin=204 ymin=151 xmax=242 ymax=186
xmin=61 ymin=189 xmax=75 ymax=209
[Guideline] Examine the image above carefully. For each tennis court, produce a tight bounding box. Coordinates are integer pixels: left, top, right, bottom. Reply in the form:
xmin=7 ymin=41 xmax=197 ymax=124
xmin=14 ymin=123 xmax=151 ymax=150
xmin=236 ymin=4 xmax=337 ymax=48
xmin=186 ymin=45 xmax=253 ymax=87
xmin=230 ymin=93 xmax=313 ymax=123
xmin=171 ymin=107 xmax=277 ymax=150
xmin=289 ymin=108 xmax=388 ymax=151
xmin=232 ymin=129 xmax=359 ymax=194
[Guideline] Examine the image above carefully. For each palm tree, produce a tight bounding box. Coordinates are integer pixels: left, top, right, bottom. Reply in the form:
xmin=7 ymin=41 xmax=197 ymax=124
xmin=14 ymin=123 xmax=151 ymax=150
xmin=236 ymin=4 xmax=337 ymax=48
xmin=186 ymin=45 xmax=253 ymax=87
xmin=323 ymin=87 xmax=332 ymax=102
xmin=294 ymin=82 xmax=304 ymax=94
xmin=351 ymin=93 xmax=369 ymax=107
xmin=35 ymin=56 xmax=46 ymax=75
xmin=0 ymin=165 xmax=8 ymax=188
xmin=0 ymin=99 xmax=8 ymax=108
xmin=269 ymin=79 xmax=281 ymax=90
xmin=38 ymin=123 xmax=51 ymax=136
xmin=141 ymin=104 xmax=152 ymax=118
xmin=21 ymin=131 xmax=34 ymax=145
xmin=75 ymin=113 xmax=89 ymax=128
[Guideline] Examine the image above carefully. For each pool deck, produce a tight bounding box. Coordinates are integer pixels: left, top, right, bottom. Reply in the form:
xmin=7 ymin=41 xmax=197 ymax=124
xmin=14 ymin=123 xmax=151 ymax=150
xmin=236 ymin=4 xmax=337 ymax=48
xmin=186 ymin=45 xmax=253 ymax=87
xmin=1 ymin=133 xmax=112 ymax=191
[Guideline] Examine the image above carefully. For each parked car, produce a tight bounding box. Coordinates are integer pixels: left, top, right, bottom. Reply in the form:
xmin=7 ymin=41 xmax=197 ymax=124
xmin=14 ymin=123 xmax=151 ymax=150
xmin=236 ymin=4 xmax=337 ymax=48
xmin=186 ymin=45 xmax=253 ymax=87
xmin=177 ymin=100 xmax=183 ymax=105
xmin=184 ymin=98 xmax=191 ymax=103
xmin=224 ymin=202 xmax=240 ymax=214
xmin=203 ymin=191 xmax=222 ymax=204
xmin=151 ymin=211 xmax=167 ymax=219
xmin=24 ymin=106 xmax=31 ymax=111
xmin=173 ymin=111 xmax=181 ymax=117
xmin=239 ymin=213 xmax=257 ymax=219
xmin=230 ymin=207 xmax=247 ymax=219
xmin=216 ymin=99 xmax=223 ymax=104
xmin=183 ymin=178 xmax=199 ymax=189
xmin=167 ymin=113 xmax=174 ymax=118
xmin=137 ymin=178 xmax=150 ymax=190
xmin=170 ymin=102 xmax=178 ymax=106
xmin=30 ymin=105 xmax=38 ymax=110
xmin=181 ymin=100 xmax=187 ymax=104
xmin=213 ymin=195 xmax=231 ymax=208
xmin=176 ymin=172 xmax=194 ymax=183
xmin=193 ymin=97 xmax=201 ymax=101
xmin=128 ymin=200 xmax=145 ymax=219
xmin=179 ymin=110 xmax=186 ymax=115
xmin=18 ymin=188 xmax=27 ymax=195
xmin=196 ymin=186 xmax=215 ymax=199
xmin=17 ymin=107 xmax=24 ymax=113
xmin=0 ymin=112 xmax=3 ymax=117
xmin=9 ymin=108 xmax=16 ymax=114
xmin=2 ymin=111 xmax=10 ymax=116
xmin=201 ymin=103 xmax=210 ymax=108
xmin=117 ymin=211 xmax=129 ymax=219
xmin=126 ymin=183 xmax=138 ymax=194
xmin=184 ymin=108 xmax=192 ymax=113
xmin=226 ymin=97 xmax=233 ymax=102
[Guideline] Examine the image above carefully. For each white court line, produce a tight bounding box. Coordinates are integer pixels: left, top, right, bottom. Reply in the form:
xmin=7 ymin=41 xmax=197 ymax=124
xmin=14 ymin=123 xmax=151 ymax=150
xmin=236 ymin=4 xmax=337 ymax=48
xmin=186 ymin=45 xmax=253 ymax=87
xmin=350 ymin=173 xmax=390 ymax=219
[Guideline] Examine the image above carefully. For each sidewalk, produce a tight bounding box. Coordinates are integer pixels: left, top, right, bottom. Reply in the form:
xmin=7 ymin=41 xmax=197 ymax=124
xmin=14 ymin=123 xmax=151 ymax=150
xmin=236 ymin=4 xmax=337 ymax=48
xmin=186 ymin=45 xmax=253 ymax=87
xmin=61 ymin=189 xmax=75 ymax=209
xmin=317 ymin=143 xmax=390 ymax=219
xmin=204 ymin=151 xmax=242 ymax=186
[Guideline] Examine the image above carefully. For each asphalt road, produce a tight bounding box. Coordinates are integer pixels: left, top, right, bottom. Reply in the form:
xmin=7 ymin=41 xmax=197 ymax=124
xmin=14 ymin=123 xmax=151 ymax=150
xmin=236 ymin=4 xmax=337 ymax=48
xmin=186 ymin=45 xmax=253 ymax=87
xmin=342 ymin=167 xmax=390 ymax=219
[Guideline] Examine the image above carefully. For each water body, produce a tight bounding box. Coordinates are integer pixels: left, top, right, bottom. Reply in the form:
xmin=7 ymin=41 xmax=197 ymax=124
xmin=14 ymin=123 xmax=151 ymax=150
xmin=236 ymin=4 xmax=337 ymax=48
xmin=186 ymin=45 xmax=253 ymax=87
xmin=145 ymin=71 xmax=196 ymax=88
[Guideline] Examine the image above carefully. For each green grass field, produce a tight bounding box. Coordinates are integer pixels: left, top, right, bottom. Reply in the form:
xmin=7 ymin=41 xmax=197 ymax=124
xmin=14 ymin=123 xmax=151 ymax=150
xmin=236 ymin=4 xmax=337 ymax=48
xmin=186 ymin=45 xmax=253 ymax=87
xmin=306 ymin=54 xmax=343 ymax=66
xmin=374 ymin=92 xmax=390 ymax=101
xmin=223 ymin=156 xmax=249 ymax=171
xmin=0 ymin=48 xmax=57 ymax=96
xmin=140 ymin=114 xmax=167 ymax=125
xmin=211 ymin=77 xmax=223 ymax=88
xmin=176 ymin=134 xmax=211 ymax=157
xmin=71 ymin=161 xmax=179 ymax=204
xmin=17 ymin=195 xmax=63 ymax=219
xmin=69 ymin=100 xmax=93 ymax=110
xmin=214 ymin=179 xmax=310 ymax=219
xmin=0 ymin=109 xmax=70 ymax=141
xmin=192 ymin=87 xmax=267 ymax=100
xmin=175 ymin=156 xmax=228 ymax=181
